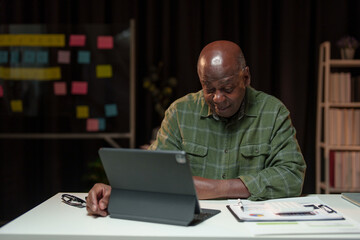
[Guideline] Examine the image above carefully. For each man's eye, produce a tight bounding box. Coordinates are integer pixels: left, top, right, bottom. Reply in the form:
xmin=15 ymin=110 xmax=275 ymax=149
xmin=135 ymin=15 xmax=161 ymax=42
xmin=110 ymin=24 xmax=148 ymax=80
xmin=224 ymin=88 xmax=233 ymax=93
xmin=206 ymin=88 xmax=215 ymax=94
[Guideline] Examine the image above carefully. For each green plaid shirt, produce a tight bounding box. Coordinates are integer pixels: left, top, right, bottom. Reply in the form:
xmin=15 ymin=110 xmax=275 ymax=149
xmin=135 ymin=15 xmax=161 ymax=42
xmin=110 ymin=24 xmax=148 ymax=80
xmin=149 ymin=87 xmax=306 ymax=200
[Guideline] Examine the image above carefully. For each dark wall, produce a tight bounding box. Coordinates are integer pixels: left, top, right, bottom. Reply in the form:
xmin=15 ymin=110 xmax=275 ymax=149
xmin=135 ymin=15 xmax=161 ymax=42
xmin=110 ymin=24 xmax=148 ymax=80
xmin=1 ymin=0 xmax=360 ymax=224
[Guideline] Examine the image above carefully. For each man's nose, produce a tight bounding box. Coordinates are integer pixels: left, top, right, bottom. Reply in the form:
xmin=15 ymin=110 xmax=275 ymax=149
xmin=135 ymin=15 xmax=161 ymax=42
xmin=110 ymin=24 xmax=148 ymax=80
xmin=213 ymin=91 xmax=225 ymax=103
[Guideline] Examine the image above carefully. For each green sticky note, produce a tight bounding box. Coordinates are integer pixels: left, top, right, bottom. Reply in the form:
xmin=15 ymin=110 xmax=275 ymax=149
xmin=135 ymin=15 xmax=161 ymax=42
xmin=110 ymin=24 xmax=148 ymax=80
xmin=0 ymin=51 xmax=8 ymax=64
xmin=23 ymin=50 xmax=36 ymax=63
xmin=36 ymin=50 xmax=49 ymax=64
xmin=77 ymin=50 xmax=90 ymax=64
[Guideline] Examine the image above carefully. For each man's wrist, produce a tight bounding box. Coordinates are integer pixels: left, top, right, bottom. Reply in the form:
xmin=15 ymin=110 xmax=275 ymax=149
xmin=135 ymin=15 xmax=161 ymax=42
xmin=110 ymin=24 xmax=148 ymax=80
xmin=194 ymin=176 xmax=250 ymax=199
xmin=221 ymin=178 xmax=250 ymax=199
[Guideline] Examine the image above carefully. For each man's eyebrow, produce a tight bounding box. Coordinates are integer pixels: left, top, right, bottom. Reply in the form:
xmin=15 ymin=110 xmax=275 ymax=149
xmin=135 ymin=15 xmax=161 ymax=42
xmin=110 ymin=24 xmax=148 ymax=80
xmin=202 ymin=77 xmax=235 ymax=86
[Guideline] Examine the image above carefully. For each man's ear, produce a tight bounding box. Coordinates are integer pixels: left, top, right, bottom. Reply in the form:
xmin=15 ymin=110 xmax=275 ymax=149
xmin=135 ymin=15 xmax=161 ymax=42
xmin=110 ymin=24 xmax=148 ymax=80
xmin=243 ymin=66 xmax=251 ymax=86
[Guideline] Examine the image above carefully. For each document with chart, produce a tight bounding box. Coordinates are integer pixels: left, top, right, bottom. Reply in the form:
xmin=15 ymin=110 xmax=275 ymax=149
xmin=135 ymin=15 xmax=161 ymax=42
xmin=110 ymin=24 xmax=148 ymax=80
xmin=227 ymin=196 xmax=344 ymax=222
xmin=227 ymin=196 xmax=360 ymax=236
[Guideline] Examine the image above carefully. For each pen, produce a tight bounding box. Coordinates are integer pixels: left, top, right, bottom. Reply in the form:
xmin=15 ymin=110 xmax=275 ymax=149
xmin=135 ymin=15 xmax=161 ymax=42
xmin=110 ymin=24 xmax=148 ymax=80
xmin=238 ymin=198 xmax=244 ymax=211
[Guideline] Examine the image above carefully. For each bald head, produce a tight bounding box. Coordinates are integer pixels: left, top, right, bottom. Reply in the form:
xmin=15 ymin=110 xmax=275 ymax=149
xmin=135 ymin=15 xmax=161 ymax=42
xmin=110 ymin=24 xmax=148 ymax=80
xmin=197 ymin=40 xmax=246 ymax=81
xmin=197 ymin=40 xmax=250 ymax=118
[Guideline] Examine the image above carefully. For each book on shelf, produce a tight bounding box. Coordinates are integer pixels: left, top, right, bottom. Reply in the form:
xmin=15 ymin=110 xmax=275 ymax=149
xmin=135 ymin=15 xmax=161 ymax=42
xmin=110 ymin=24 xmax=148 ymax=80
xmin=343 ymin=152 xmax=352 ymax=189
xmin=329 ymin=73 xmax=337 ymax=103
xmin=345 ymin=109 xmax=353 ymax=145
xmin=329 ymin=72 xmax=359 ymax=103
xmin=354 ymin=110 xmax=360 ymax=145
xmin=352 ymin=152 xmax=359 ymax=189
xmin=330 ymin=151 xmax=360 ymax=190
xmin=334 ymin=151 xmax=342 ymax=188
xmin=329 ymin=150 xmax=335 ymax=187
xmin=328 ymin=109 xmax=360 ymax=146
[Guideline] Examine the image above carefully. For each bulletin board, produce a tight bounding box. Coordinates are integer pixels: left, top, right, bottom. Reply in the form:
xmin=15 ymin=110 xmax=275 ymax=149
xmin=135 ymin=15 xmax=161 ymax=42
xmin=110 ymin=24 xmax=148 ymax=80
xmin=0 ymin=21 xmax=136 ymax=148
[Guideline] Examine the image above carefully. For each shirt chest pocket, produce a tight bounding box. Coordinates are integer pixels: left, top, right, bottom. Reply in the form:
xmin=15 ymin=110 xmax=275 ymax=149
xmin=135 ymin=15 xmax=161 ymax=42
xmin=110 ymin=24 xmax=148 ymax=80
xmin=240 ymin=144 xmax=271 ymax=172
xmin=182 ymin=142 xmax=208 ymax=168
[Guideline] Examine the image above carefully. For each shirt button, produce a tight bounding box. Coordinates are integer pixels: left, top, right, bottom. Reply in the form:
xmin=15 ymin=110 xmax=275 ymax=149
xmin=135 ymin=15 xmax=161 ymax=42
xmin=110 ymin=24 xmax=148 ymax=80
xmin=224 ymin=149 xmax=228 ymax=153
xmin=222 ymin=173 xmax=226 ymax=179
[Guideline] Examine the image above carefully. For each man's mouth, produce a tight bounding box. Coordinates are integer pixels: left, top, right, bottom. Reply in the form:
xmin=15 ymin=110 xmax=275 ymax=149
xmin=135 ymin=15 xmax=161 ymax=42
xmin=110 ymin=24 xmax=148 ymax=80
xmin=215 ymin=105 xmax=230 ymax=111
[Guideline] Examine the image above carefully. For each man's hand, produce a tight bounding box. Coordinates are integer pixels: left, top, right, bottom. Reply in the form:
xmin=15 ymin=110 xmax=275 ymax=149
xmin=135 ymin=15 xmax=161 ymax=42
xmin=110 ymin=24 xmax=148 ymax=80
xmin=193 ymin=176 xmax=250 ymax=199
xmin=86 ymin=183 xmax=112 ymax=216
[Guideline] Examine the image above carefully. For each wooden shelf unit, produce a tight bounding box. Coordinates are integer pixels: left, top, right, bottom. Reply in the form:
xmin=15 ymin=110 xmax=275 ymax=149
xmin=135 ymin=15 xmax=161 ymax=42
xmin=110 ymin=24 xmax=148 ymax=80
xmin=316 ymin=41 xmax=360 ymax=193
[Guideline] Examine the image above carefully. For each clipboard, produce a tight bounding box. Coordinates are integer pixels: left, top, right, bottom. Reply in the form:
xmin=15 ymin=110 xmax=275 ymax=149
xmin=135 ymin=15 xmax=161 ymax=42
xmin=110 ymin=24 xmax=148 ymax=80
xmin=227 ymin=197 xmax=345 ymax=222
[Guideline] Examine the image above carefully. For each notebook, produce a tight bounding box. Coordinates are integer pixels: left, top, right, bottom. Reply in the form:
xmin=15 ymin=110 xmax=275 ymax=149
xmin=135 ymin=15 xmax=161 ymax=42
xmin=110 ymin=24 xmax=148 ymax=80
xmin=342 ymin=193 xmax=360 ymax=207
xmin=98 ymin=147 xmax=221 ymax=226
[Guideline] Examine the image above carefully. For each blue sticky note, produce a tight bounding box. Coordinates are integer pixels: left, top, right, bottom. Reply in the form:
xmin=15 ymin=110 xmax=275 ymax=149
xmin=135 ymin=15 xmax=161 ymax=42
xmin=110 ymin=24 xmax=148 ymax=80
xmin=10 ymin=51 xmax=19 ymax=64
xmin=0 ymin=51 xmax=8 ymax=64
xmin=105 ymin=104 xmax=118 ymax=117
xmin=77 ymin=50 xmax=90 ymax=64
xmin=98 ymin=118 xmax=106 ymax=131
xmin=37 ymin=50 xmax=49 ymax=64
xmin=23 ymin=50 xmax=36 ymax=63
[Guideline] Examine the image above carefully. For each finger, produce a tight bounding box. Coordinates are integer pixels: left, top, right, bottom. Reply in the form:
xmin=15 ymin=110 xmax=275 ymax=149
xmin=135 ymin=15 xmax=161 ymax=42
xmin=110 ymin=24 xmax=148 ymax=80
xmin=99 ymin=185 xmax=111 ymax=210
xmin=99 ymin=199 xmax=107 ymax=210
xmin=98 ymin=209 xmax=108 ymax=217
xmin=86 ymin=184 xmax=103 ymax=214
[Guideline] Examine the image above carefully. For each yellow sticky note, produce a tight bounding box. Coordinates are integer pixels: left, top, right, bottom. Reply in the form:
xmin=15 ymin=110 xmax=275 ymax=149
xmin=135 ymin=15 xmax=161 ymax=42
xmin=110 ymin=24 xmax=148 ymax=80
xmin=76 ymin=105 xmax=89 ymax=119
xmin=0 ymin=67 xmax=61 ymax=80
xmin=11 ymin=100 xmax=23 ymax=112
xmin=0 ymin=34 xmax=65 ymax=47
xmin=96 ymin=65 xmax=112 ymax=78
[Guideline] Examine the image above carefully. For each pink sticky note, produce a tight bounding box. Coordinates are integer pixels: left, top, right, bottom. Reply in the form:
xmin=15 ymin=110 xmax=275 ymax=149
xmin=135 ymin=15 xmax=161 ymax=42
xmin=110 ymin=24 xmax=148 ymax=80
xmin=87 ymin=118 xmax=99 ymax=132
xmin=69 ymin=34 xmax=86 ymax=47
xmin=71 ymin=81 xmax=88 ymax=95
xmin=58 ymin=50 xmax=71 ymax=64
xmin=0 ymin=85 xmax=3 ymax=98
xmin=53 ymin=82 xmax=67 ymax=95
xmin=97 ymin=36 xmax=114 ymax=49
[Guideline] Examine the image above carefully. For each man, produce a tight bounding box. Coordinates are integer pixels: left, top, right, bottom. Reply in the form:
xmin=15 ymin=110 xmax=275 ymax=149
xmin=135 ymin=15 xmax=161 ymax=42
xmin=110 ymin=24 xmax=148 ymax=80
xmin=87 ymin=40 xmax=306 ymax=217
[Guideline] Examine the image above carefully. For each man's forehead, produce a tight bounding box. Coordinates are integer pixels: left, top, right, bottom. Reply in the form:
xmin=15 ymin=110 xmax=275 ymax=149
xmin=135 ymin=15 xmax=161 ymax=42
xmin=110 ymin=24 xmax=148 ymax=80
xmin=201 ymin=75 xmax=237 ymax=86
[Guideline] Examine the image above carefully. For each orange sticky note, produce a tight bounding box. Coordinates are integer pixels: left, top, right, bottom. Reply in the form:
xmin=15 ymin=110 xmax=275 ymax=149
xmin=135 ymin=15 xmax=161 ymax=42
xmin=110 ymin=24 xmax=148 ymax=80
xmin=76 ymin=105 xmax=89 ymax=119
xmin=69 ymin=35 xmax=86 ymax=47
xmin=86 ymin=118 xmax=99 ymax=132
xmin=97 ymin=36 xmax=113 ymax=49
xmin=11 ymin=99 xmax=23 ymax=112
xmin=71 ymin=81 xmax=88 ymax=95
xmin=96 ymin=65 xmax=112 ymax=78
xmin=53 ymin=82 xmax=67 ymax=95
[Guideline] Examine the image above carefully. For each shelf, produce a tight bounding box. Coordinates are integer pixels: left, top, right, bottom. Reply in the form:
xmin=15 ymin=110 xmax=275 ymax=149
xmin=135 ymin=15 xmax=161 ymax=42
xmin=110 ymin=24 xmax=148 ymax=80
xmin=319 ymin=102 xmax=360 ymax=108
xmin=319 ymin=182 xmax=360 ymax=193
xmin=0 ymin=132 xmax=131 ymax=148
xmin=319 ymin=143 xmax=360 ymax=151
xmin=316 ymin=41 xmax=360 ymax=194
xmin=329 ymin=59 xmax=360 ymax=67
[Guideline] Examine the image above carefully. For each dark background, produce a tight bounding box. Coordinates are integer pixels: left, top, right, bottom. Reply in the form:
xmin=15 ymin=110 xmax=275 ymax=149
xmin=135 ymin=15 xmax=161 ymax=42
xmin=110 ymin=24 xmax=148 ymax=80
xmin=0 ymin=0 xmax=360 ymax=225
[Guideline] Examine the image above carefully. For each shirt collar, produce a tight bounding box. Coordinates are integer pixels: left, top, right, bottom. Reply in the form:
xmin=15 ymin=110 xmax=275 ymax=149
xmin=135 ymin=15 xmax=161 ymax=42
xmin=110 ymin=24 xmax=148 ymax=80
xmin=200 ymin=90 xmax=212 ymax=118
xmin=243 ymin=87 xmax=259 ymax=117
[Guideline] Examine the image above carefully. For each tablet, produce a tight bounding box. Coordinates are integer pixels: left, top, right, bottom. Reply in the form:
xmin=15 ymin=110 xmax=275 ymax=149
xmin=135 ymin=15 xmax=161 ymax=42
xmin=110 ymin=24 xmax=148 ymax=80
xmin=99 ymin=147 xmax=220 ymax=226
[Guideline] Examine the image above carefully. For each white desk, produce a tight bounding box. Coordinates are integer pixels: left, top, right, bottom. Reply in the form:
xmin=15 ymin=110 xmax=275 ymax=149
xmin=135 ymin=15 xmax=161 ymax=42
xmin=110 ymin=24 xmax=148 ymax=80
xmin=1 ymin=193 xmax=360 ymax=240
